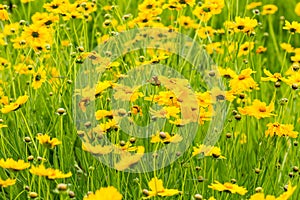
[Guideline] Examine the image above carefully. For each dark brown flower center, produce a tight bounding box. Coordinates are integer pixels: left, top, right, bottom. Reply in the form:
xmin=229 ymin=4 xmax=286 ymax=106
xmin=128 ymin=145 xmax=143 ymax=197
xmin=31 ymin=31 xmax=39 ymax=38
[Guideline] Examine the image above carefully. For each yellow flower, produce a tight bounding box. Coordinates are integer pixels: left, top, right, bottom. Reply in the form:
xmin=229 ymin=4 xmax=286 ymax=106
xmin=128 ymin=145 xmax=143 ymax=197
xmin=114 ymin=146 xmax=144 ymax=171
xmin=265 ymin=122 xmax=298 ymax=138
xmin=192 ymin=144 xmax=225 ymax=159
xmin=208 ymin=181 xmax=247 ymax=195
xmin=261 ymin=4 xmax=278 ymax=15
xmin=82 ymin=143 xmax=113 ymax=155
xmin=22 ymin=24 xmax=53 ymax=46
xmin=261 ymin=69 xmax=282 ymax=82
xmin=0 ymin=178 xmax=16 ymax=188
xmin=83 ymin=186 xmax=122 ymax=200
xmin=32 ymin=66 xmax=47 ymax=89
xmin=143 ymin=177 xmax=181 ymax=199
xmin=296 ymin=2 xmax=300 ymax=16
xmin=249 ymin=182 xmax=296 ymax=200
xmin=246 ymin=2 xmax=262 ymax=10
xmin=37 ymin=133 xmax=61 ymax=148
xmin=0 ymin=4 xmax=9 ymax=21
xmin=283 ymin=21 xmax=300 ymax=34
xmin=225 ymin=17 xmax=257 ymax=34
xmin=95 ymin=110 xmax=113 ymax=120
xmin=249 ymin=193 xmax=276 ymax=200
xmin=30 ymin=165 xmax=72 ymax=179
xmin=0 ymin=158 xmax=30 ymax=171
xmin=151 ymin=131 xmax=182 ymax=144
xmin=229 ymin=68 xmax=258 ymax=93
xmin=197 ymin=26 xmax=215 ymax=39
xmin=238 ymin=99 xmax=275 ymax=119
xmin=256 ymin=46 xmax=267 ymax=54
xmin=280 ymin=43 xmax=294 ymax=53
xmin=277 ymin=182 xmax=297 ymax=200
xmin=177 ymin=15 xmax=197 ymax=29
xmin=238 ymin=42 xmax=255 ymax=56
xmin=1 ymin=95 xmax=29 ymax=114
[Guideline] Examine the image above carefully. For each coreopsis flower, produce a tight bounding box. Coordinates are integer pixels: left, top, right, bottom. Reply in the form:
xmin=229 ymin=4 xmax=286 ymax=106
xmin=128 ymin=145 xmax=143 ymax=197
xmin=21 ymin=24 xmax=53 ymax=46
xmin=0 ymin=4 xmax=9 ymax=21
xmin=229 ymin=68 xmax=258 ymax=92
xmin=83 ymin=186 xmax=122 ymax=200
xmin=281 ymin=43 xmax=294 ymax=53
xmin=224 ymin=17 xmax=258 ymax=34
xmin=218 ymin=67 xmax=237 ymax=79
xmin=261 ymin=4 xmax=278 ymax=15
xmin=142 ymin=177 xmax=181 ymax=199
xmin=261 ymin=69 xmax=282 ymax=82
xmin=138 ymin=0 xmax=162 ymax=16
xmin=114 ymin=146 xmax=144 ymax=171
xmin=208 ymin=181 xmax=247 ymax=195
xmin=192 ymin=144 xmax=225 ymax=159
xmin=0 ymin=158 xmax=30 ymax=171
xmin=82 ymin=143 xmax=113 ymax=155
xmin=283 ymin=21 xmax=300 ymax=34
xmin=0 ymin=57 xmax=10 ymax=70
xmin=238 ymin=42 xmax=255 ymax=56
xmin=192 ymin=5 xmax=213 ymax=22
xmin=30 ymin=165 xmax=72 ymax=179
xmin=249 ymin=182 xmax=296 ymax=200
xmin=37 ymin=133 xmax=61 ymax=148
xmin=95 ymin=110 xmax=113 ymax=120
xmin=238 ymin=99 xmax=275 ymax=119
xmin=246 ymin=2 xmax=262 ymax=10
xmin=151 ymin=131 xmax=182 ymax=144
xmin=197 ymin=26 xmax=215 ymax=39
xmin=276 ymin=182 xmax=297 ymax=200
xmin=296 ymin=2 xmax=300 ymax=16
xmin=99 ymin=119 xmax=118 ymax=132
xmin=265 ymin=122 xmax=298 ymax=138
xmin=3 ymin=23 xmax=20 ymax=36
xmin=206 ymin=42 xmax=224 ymax=54
xmin=256 ymin=46 xmax=267 ymax=54
xmin=0 ymin=178 xmax=16 ymax=188
xmin=282 ymin=72 xmax=300 ymax=86
xmin=32 ymin=67 xmax=47 ymax=89
xmin=1 ymin=95 xmax=29 ymax=114
xmin=177 ymin=16 xmax=197 ymax=29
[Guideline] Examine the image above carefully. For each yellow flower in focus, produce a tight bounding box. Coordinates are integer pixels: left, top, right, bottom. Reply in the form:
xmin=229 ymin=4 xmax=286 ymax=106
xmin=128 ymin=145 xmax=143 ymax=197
xmin=0 ymin=158 xmax=30 ymax=171
xmin=143 ymin=177 xmax=181 ymax=199
xmin=30 ymin=165 xmax=72 ymax=179
xmin=37 ymin=133 xmax=61 ymax=148
xmin=0 ymin=178 xmax=16 ymax=188
xmin=95 ymin=110 xmax=113 ymax=120
xmin=238 ymin=42 xmax=255 ymax=56
xmin=249 ymin=182 xmax=296 ymax=200
xmin=0 ymin=4 xmax=9 ymax=21
xmin=238 ymin=99 xmax=275 ymax=119
xmin=265 ymin=122 xmax=298 ymax=138
xmin=208 ymin=181 xmax=247 ymax=195
xmin=192 ymin=144 xmax=225 ymax=159
xmin=1 ymin=95 xmax=29 ymax=114
xmin=32 ymin=67 xmax=47 ymax=89
xmin=283 ymin=21 xmax=300 ymax=34
xmin=83 ymin=186 xmax=122 ymax=200
xmin=229 ymin=68 xmax=258 ymax=93
xmin=261 ymin=69 xmax=282 ymax=82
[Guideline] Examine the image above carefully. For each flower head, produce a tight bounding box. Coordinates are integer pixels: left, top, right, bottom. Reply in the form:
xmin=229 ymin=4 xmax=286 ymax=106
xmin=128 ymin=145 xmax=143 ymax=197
xmin=208 ymin=181 xmax=247 ymax=195
xmin=143 ymin=177 xmax=181 ymax=199
xmin=84 ymin=186 xmax=122 ymax=200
